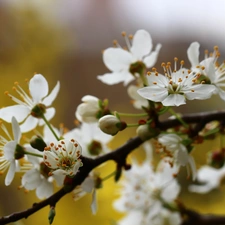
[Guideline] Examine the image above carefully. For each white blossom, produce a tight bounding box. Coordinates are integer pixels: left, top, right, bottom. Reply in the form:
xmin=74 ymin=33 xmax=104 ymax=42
xmin=114 ymin=159 xmax=180 ymax=223
xmin=0 ymin=117 xmax=23 ymax=185
xmin=97 ymin=30 xmax=161 ymax=86
xmin=137 ymin=62 xmax=216 ymax=106
xmin=157 ymin=133 xmax=196 ymax=180
xmin=118 ymin=209 xmax=181 ymax=225
xmin=75 ymin=95 xmax=100 ymax=123
xmin=64 ymin=122 xmax=112 ymax=158
xmin=127 ymin=84 xmax=148 ymax=109
xmin=21 ymin=148 xmax=65 ymax=199
xmin=43 ymin=122 xmax=113 ymax=158
xmin=73 ymin=172 xmax=100 ymax=214
xmin=187 ymin=42 xmax=225 ymax=100
xmin=189 ymin=165 xmax=225 ymax=193
xmin=43 ymin=139 xmax=83 ymax=176
xmin=0 ymin=74 xmax=60 ymax=133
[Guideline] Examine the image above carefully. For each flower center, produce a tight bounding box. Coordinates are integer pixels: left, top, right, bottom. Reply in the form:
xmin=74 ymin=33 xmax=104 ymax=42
xmin=59 ymin=157 xmax=75 ymax=170
xmin=31 ymin=103 xmax=47 ymax=118
xmin=87 ymin=140 xmax=103 ymax=156
xmin=129 ymin=61 xmax=146 ymax=76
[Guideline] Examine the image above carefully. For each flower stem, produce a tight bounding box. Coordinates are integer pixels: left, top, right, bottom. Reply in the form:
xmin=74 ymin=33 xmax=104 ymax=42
xmin=168 ymin=108 xmax=189 ymax=129
xmin=116 ymin=112 xmax=148 ymax=117
xmin=24 ymin=151 xmax=43 ymax=158
xmin=102 ymin=171 xmax=116 ymax=181
xmin=127 ymin=123 xmax=140 ymax=128
xmin=41 ymin=114 xmax=60 ymax=141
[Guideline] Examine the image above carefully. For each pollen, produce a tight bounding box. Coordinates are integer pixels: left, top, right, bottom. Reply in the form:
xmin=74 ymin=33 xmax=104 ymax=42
xmin=121 ymin=31 xmax=126 ymax=37
xmin=153 ymin=82 xmax=157 ymax=85
xmin=191 ymin=89 xmax=195 ymax=92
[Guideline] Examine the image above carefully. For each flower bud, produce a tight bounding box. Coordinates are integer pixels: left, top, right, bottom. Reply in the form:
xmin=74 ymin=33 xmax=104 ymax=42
xmin=136 ymin=124 xmax=151 ymax=141
xmin=136 ymin=123 xmax=159 ymax=141
xmin=99 ymin=115 xmax=127 ymax=135
xmin=48 ymin=206 xmax=56 ymax=224
xmin=208 ymin=149 xmax=225 ymax=169
xmin=75 ymin=95 xmax=100 ymax=123
xmin=30 ymin=135 xmax=47 ymax=152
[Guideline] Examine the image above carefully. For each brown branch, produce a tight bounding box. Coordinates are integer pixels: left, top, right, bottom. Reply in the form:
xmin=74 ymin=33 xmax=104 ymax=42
xmin=182 ymin=209 xmax=225 ymax=225
xmin=1 ymin=110 xmax=225 ymax=224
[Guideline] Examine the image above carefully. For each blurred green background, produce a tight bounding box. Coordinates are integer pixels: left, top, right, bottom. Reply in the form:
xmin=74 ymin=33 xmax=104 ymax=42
xmin=1 ymin=0 xmax=225 ymax=224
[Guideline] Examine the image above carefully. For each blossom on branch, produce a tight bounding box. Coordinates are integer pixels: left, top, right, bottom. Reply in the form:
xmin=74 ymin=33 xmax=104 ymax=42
xmin=137 ymin=60 xmax=216 ymax=106
xmin=21 ymin=148 xmax=64 ymax=199
xmin=43 ymin=139 xmax=83 ymax=176
xmin=0 ymin=74 xmax=60 ymax=133
xmin=99 ymin=115 xmax=127 ymax=135
xmin=188 ymin=42 xmax=225 ymax=100
xmin=189 ymin=165 xmax=225 ymax=193
xmin=97 ymin=29 xmax=161 ymax=86
xmin=114 ymin=159 xmax=181 ymax=225
xmin=157 ymin=133 xmax=196 ymax=180
xmin=0 ymin=117 xmax=24 ymax=185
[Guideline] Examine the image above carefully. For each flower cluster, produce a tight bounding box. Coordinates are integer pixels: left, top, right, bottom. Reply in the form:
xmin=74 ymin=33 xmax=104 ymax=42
xmin=1 ymin=28 xmax=225 ymax=225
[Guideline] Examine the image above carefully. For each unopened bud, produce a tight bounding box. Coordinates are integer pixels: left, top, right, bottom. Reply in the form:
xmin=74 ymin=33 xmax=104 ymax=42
xmin=75 ymin=95 xmax=100 ymax=123
xmin=99 ymin=115 xmax=127 ymax=135
xmin=48 ymin=206 xmax=56 ymax=224
xmin=208 ymin=149 xmax=225 ymax=169
xmin=30 ymin=135 xmax=47 ymax=152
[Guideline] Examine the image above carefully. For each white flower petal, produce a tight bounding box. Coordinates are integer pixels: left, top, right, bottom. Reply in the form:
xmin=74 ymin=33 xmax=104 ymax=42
xmin=91 ymin=189 xmax=97 ymax=215
xmin=184 ymin=84 xmax=215 ymax=100
xmin=0 ymin=105 xmax=29 ymax=123
xmin=5 ymin=161 xmax=16 ymax=186
xmin=162 ymin=94 xmax=186 ymax=106
xmin=52 ymin=173 xmax=65 ymax=187
xmin=137 ymin=86 xmax=168 ymax=102
xmin=81 ymin=177 xmax=95 ymax=193
xmin=4 ymin=141 xmax=17 ymax=160
xmin=103 ymin=48 xmax=132 ymax=72
xmin=22 ymin=169 xmax=42 ymax=190
xmin=130 ymin=30 xmax=153 ymax=60
xmin=29 ymin=74 xmax=49 ymax=103
xmin=98 ymin=71 xmax=134 ymax=86
xmin=36 ymin=179 xmax=53 ymax=199
xmin=11 ymin=117 xmax=21 ymax=142
xmin=187 ymin=42 xmax=200 ymax=68
xmin=143 ymin=44 xmax=162 ymax=68
xmin=176 ymin=145 xmax=189 ymax=166
xmin=42 ymin=81 xmax=60 ymax=106
xmin=20 ymin=115 xmax=38 ymax=133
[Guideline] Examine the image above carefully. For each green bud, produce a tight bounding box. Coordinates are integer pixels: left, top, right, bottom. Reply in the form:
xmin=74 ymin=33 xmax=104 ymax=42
xmin=114 ymin=167 xmax=122 ymax=182
xmin=30 ymin=135 xmax=47 ymax=152
xmin=48 ymin=207 xmax=56 ymax=224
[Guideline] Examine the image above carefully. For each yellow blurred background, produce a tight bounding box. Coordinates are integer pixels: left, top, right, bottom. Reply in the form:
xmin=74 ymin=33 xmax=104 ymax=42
xmin=1 ymin=0 xmax=225 ymax=224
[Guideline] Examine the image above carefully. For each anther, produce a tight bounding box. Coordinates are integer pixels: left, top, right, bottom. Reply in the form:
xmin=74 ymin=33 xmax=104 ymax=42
xmin=121 ymin=31 xmax=126 ymax=37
